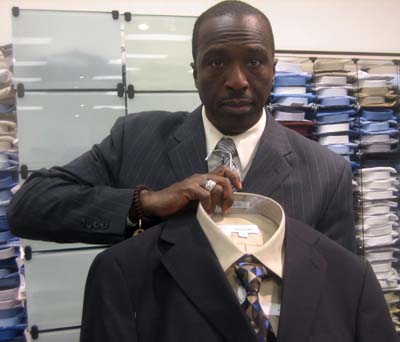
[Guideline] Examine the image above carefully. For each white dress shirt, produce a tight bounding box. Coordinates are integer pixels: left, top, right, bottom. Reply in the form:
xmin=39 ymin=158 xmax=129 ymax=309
xmin=202 ymin=106 xmax=266 ymax=178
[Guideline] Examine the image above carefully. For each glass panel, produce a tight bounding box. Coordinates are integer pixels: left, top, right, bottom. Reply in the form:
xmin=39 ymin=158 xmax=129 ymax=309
xmin=12 ymin=10 xmax=122 ymax=90
xmin=25 ymin=248 xmax=105 ymax=329
xmin=125 ymin=15 xmax=196 ymax=91
xmin=127 ymin=92 xmax=200 ymax=113
xmin=35 ymin=329 xmax=80 ymax=342
xmin=16 ymin=91 xmax=125 ymax=170
xmin=22 ymin=239 xmax=106 ymax=252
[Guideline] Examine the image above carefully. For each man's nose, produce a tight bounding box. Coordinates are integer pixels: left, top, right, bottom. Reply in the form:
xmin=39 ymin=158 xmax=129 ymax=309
xmin=224 ymin=64 xmax=249 ymax=91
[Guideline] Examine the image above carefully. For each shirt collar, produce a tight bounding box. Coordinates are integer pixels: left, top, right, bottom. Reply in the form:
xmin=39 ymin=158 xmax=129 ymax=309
xmin=201 ymin=106 xmax=266 ymax=174
xmin=196 ymin=192 xmax=285 ymax=278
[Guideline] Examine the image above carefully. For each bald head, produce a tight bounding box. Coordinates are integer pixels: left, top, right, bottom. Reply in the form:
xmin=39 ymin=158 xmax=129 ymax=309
xmin=192 ymin=0 xmax=275 ymax=61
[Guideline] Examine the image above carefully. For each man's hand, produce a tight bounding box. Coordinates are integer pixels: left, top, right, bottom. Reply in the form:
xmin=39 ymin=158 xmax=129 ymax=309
xmin=140 ymin=166 xmax=242 ymax=218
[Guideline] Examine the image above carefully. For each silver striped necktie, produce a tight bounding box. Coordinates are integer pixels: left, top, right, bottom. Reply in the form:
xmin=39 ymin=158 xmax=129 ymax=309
xmin=206 ymin=137 xmax=242 ymax=177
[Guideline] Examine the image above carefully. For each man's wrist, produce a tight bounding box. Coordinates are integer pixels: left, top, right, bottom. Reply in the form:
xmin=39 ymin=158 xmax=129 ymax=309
xmin=127 ymin=185 xmax=150 ymax=236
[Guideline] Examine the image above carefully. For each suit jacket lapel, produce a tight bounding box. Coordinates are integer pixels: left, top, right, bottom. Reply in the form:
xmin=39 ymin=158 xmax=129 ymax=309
xmin=243 ymin=113 xmax=292 ymax=197
xmin=277 ymin=218 xmax=327 ymax=341
xmin=158 ymin=214 xmax=256 ymax=341
xmin=167 ymin=106 xmax=208 ymax=181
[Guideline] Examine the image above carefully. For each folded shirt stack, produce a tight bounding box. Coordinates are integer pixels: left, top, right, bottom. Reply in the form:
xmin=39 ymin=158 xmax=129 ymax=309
xmin=353 ymin=71 xmax=399 ymax=154
xmin=384 ymin=292 xmax=400 ymax=332
xmin=271 ymin=60 xmax=315 ymax=138
xmin=312 ymin=60 xmax=357 ymax=160
xmin=356 ymin=74 xmax=398 ymax=108
xmin=354 ymin=167 xmax=400 ymax=290
xmin=353 ymin=108 xmax=399 ymax=154
xmin=0 ymin=45 xmax=26 ymax=341
xmin=0 ymin=47 xmax=15 ymax=116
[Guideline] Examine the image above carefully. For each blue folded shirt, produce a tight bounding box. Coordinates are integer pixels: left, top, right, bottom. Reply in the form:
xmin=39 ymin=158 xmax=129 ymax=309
xmin=358 ymin=128 xmax=398 ymax=136
xmin=317 ymin=96 xmax=356 ymax=107
xmin=361 ymin=109 xmax=395 ymax=121
xmin=274 ymin=73 xmax=311 ymax=87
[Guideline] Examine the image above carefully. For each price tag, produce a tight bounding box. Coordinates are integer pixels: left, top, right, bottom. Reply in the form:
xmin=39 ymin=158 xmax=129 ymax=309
xmin=220 ymin=224 xmax=260 ymax=238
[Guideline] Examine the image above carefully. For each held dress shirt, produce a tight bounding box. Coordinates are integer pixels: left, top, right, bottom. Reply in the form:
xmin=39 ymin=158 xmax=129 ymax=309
xmin=196 ymin=193 xmax=285 ymax=333
xmin=202 ymin=106 xmax=266 ymax=179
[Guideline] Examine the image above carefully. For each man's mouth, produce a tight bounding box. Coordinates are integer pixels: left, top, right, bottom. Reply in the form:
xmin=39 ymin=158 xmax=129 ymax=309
xmin=221 ymin=99 xmax=252 ymax=114
xmin=221 ymin=99 xmax=252 ymax=106
xmin=220 ymin=99 xmax=253 ymax=112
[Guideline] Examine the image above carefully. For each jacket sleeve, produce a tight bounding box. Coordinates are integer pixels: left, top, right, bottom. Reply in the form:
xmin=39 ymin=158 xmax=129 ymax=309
xmin=356 ymin=262 xmax=399 ymax=342
xmin=315 ymin=160 xmax=356 ymax=252
xmin=7 ymin=116 xmax=134 ymax=244
xmin=80 ymin=250 xmax=137 ymax=342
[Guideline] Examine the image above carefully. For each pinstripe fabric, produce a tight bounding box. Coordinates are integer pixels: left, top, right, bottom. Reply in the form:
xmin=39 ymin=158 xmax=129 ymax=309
xmin=8 ymin=107 xmax=355 ymax=250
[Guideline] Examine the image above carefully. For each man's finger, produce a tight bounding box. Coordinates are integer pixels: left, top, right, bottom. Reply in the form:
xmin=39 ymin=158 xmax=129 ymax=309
xmin=210 ymin=166 xmax=242 ymax=191
xmin=220 ymin=177 xmax=235 ymax=212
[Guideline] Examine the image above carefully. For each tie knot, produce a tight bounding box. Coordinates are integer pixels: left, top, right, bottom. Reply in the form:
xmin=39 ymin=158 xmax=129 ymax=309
xmin=207 ymin=137 xmax=242 ymax=178
xmin=215 ymin=137 xmax=238 ymax=160
xmin=234 ymin=256 xmax=269 ymax=293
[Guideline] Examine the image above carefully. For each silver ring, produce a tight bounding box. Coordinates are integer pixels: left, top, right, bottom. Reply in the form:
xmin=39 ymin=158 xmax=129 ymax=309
xmin=204 ymin=179 xmax=216 ymax=192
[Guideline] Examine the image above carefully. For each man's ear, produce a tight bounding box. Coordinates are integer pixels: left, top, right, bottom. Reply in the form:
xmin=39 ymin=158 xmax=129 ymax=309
xmin=190 ymin=62 xmax=198 ymax=88
xmin=273 ymin=58 xmax=278 ymax=82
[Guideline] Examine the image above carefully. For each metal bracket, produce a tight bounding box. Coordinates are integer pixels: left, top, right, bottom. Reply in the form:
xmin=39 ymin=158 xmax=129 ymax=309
xmin=30 ymin=325 xmax=39 ymax=339
xmin=12 ymin=7 xmax=20 ymax=17
xmin=24 ymin=246 xmax=32 ymax=261
xmin=117 ymin=83 xmax=124 ymax=97
xmin=127 ymin=84 xmax=135 ymax=99
xmin=111 ymin=10 xmax=119 ymax=20
xmin=20 ymin=164 xmax=29 ymax=179
xmin=16 ymin=83 xmax=25 ymax=98
xmin=124 ymin=12 xmax=132 ymax=22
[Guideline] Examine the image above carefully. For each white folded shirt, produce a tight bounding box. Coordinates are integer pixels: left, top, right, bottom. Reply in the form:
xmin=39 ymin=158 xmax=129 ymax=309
xmin=358 ymin=224 xmax=395 ymax=237
xmin=358 ymin=79 xmax=388 ymax=88
xmin=362 ymin=189 xmax=397 ymax=200
xmin=356 ymin=167 xmax=397 ymax=181
xmin=371 ymin=260 xmax=395 ymax=274
xmin=357 ymin=178 xmax=399 ymax=191
xmin=319 ymin=135 xmax=349 ymax=145
xmin=361 ymin=214 xmax=398 ymax=226
xmin=365 ymin=247 xmax=399 ymax=262
xmin=361 ymin=145 xmax=395 ymax=153
xmin=317 ymin=122 xmax=349 ymax=134
xmin=360 ymin=200 xmax=398 ymax=216
xmin=275 ymin=96 xmax=308 ymax=106
xmin=275 ymin=61 xmax=303 ymax=74
xmin=274 ymin=110 xmax=306 ymax=121
xmin=0 ymin=69 xmax=12 ymax=84
xmin=316 ymin=87 xmax=348 ymax=97
xmin=274 ymin=86 xmax=306 ymax=95
xmin=314 ymin=75 xmax=347 ymax=86
xmin=362 ymin=232 xmax=398 ymax=247
xmin=0 ymin=287 xmax=19 ymax=301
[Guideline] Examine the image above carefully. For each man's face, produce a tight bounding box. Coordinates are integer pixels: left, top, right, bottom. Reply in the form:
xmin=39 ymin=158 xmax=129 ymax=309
xmin=192 ymin=14 xmax=275 ymax=135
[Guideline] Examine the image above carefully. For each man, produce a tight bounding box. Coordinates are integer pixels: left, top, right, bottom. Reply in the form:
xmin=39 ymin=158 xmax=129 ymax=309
xmin=7 ymin=0 xmax=355 ymax=251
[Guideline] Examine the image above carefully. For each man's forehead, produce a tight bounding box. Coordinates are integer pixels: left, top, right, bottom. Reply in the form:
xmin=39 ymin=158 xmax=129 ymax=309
xmin=196 ymin=14 xmax=271 ymax=54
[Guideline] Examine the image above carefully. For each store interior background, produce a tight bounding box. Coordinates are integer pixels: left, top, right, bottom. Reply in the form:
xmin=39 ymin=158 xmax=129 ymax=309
xmin=0 ymin=0 xmax=400 ymax=341
xmin=1 ymin=0 xmax=400 ymax=53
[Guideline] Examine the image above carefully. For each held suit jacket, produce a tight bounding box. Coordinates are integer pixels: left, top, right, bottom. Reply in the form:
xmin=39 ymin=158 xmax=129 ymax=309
xmin=8 ymin=107 xmax=355 ymax=250
xmin=80 ymin=213 xmax=397 ymax=342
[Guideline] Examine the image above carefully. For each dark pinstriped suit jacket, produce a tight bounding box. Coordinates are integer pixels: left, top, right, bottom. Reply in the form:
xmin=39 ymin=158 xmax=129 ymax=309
xmin=7 ymin=107 xmax=355 ymax=250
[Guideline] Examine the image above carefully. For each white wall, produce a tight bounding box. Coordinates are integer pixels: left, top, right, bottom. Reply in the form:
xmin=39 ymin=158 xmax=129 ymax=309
xmin=1 ymin=0 xmax=400 ymax=53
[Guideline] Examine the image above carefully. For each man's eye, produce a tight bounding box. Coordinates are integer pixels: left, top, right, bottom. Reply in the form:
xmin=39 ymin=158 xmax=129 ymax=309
xmin=248 ymin=59 xmax=261 ymax=67
xmin=210 ymin=59 xmax=223 ymax=68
